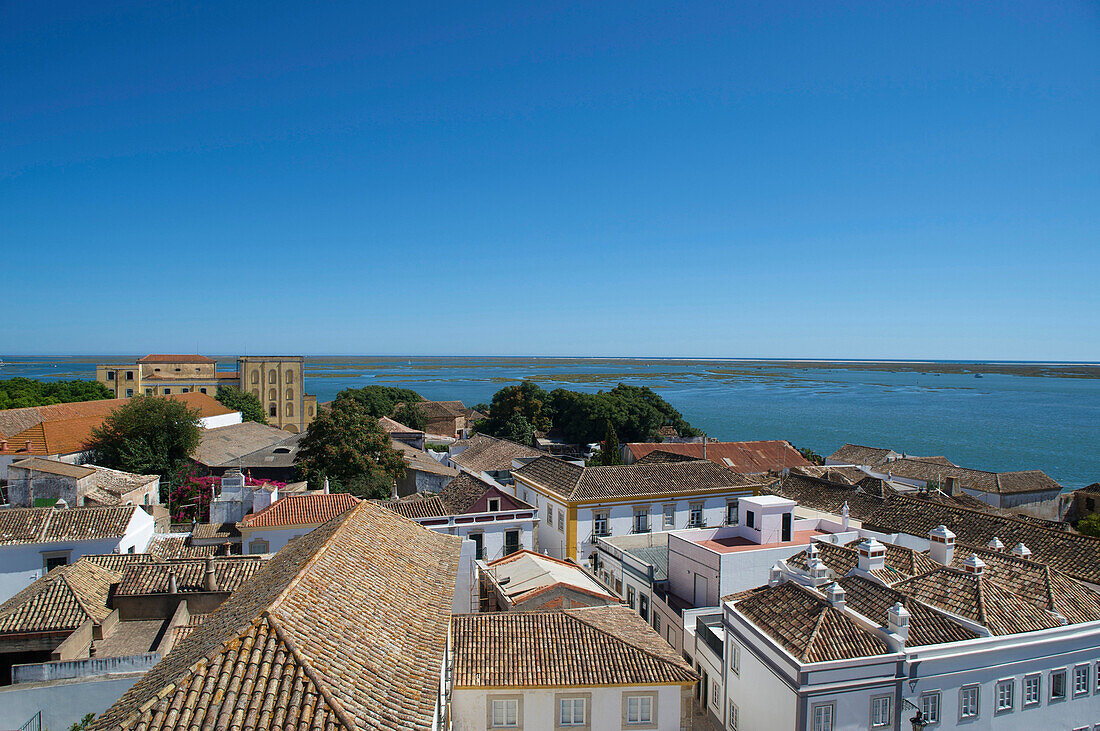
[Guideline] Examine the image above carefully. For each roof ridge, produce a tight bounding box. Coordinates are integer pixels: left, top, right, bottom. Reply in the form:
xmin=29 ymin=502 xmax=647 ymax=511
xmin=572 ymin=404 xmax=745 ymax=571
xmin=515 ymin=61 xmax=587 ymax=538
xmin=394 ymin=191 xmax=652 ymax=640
xmin=564 ymin=608 xmax=692 ymax=676
xmin=889 ymin=492 xmax=1100 ymax=542
xmin=263 ymin=610 xmax=356 ymax=731
xmin=802 ymin=603 xmax=832 ymax=663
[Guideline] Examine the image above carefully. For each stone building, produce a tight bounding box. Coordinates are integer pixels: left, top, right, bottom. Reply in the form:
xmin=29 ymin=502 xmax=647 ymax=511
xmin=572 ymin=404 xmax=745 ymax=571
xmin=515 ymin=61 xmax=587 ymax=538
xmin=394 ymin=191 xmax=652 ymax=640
xmin=6 ymin=458 xmax=159 ymax=509
xmin=95 ymin=354 xmax=316 ymax=433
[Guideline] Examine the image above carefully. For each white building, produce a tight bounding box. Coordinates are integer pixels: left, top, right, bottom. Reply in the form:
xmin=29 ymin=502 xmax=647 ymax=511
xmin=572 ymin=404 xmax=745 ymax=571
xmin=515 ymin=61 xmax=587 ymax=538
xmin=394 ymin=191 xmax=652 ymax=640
xmin=719 ymin=525 xmax=1100 ymax=731
xmin=449 ymin=605 xmax=697 ymax=731
xmin=0 ymin=505 xmax=154 ymax=602
xmin=512 ymin=455 xmax=767 ymax=567
xmin=209 ymin=469 xmax=277 ymax=524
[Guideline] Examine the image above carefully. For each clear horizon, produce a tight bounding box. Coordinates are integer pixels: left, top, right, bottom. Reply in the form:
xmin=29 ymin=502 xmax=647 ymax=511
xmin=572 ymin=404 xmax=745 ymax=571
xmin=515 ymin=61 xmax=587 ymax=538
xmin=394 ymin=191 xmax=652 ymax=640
xmin=2 ymin=2 xmax=1097 ymax=360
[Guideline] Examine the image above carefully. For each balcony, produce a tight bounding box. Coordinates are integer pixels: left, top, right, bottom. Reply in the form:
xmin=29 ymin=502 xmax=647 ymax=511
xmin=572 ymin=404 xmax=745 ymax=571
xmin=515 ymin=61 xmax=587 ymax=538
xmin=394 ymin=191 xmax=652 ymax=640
xmin=631 ymin=524 xmax=651 ymax=534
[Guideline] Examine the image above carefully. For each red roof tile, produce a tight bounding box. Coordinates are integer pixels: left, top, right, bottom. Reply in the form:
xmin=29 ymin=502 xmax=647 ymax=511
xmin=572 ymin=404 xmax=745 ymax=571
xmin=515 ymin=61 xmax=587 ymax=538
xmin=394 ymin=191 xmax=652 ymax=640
xmin=627 ymin=440 xmax=811 ymax=473
xmin=241 ymin=493 xmax=361 ymax=528
xmin=136 ymin=354 xmax=216 ymax=364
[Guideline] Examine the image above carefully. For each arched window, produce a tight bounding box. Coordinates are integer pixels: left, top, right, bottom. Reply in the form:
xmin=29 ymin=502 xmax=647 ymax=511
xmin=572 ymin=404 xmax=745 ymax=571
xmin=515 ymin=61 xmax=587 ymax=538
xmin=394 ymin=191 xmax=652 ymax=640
xmin=268 ymin=370 xmax=276 ymax=384
xmin=286 ymin=370 xmax=294 ymax=384
xmin=252 ymin=388 xmax=260 ymax=399
xmin=269 ymin=404 xmax=277 ymax=417
xmin=286 ymin=387 xmax=294 ymax=400
xmin=251 ymin=370 xmax=260 ymax=385
xmin=308 ymin=406 xmax=314 ymax=416
xmin=286 ymin=403 xmax=294 ymax=417
xmin=268 ymin=388 xmax=277 ymax=401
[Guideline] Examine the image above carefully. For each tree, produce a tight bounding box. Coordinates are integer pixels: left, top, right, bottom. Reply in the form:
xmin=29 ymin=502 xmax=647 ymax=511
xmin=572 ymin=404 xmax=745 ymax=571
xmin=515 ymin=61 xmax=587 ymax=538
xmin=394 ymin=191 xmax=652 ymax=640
xmin=392 ymin=402 xmax=427 ymax=431
xmin=334 ymin=385 xmax=423 ymax=418
xmin=70 ymin=713 xmax=97 ymax=731
xmin=796 ymin=447 xmax=825 ymax=465
xmin=296 ymin=399 xmax=406 ymax=500
xmin=1078 ymin=513 xmax=1100 ymax=538
xmin=599 ymin=419 xmax=623 ymax=465
xmin=215 ymin=386 xmax=267 ymax=424
xmin=482 ymin=381 xmax=552 ymax=436
xmin=0 ymin=377 xmax=113 ymax=410
xmin=165 ymin=464 xmax=286 ymax=522
xmin=501 ymin=414 xmax=534 ymax=445
xmin=85 ymin=396 xmax=202 ymax=484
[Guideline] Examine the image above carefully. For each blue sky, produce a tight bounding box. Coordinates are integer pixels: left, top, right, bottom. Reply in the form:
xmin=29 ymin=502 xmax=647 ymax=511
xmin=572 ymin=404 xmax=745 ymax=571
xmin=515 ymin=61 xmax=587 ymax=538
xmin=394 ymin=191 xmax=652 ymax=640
xmin=2 ymin=1 xmax=1097 ymax=359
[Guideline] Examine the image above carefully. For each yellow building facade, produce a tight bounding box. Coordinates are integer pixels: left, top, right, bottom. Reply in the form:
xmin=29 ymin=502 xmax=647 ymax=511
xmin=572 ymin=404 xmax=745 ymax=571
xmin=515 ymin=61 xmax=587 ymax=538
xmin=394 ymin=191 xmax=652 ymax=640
xmin=96 ymin=354 xmax=316 ymax=433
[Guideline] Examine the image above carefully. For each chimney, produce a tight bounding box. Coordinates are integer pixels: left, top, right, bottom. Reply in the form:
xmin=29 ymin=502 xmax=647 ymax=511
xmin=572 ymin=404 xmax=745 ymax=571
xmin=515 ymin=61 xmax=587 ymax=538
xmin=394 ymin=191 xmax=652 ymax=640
xmin=986 ymin=537 xmax=1004 ymax=552
xmin=825 ymin=582 xmax=846 ymax=610
xmin=841 ymin=502 xmax=850 ymax=531
xmin=0 ymin=439 xmax=7 ymax=450
xmin=928 ymin=525 xmax=956 ymax=566
xmin=391 ymin=478 xmax=398 ymax=500
xmin=1011 ymin=543 xmax=1032 ymax=559
xmin=769 ymin=563 xmax=782 ymax=586
xmin=204 ymin=557 xmax=218 ymax=591
xmin=887 ymin=601 xmax=910 ymax=643
xmin=961 ymin=554 xmax=986 ymax=575
xmin=856 ymin=538 xmax=886 ymax=572
xmin=54 ymin=498 xmax=69 ymax=510
xmin=25 ymin=440 xmax=32 ymax=452
xmin=702 ymin=437 xmax=706 ymax=461
xmin=807 ymin=556 xmax=830 ymax=587
xmin=945 ymin=476 xmax=960 ymax=496
xmin=323 ymin=476 xmax=330 ymax=495
xmin=167 ymin=571 xmax=178 ymax=594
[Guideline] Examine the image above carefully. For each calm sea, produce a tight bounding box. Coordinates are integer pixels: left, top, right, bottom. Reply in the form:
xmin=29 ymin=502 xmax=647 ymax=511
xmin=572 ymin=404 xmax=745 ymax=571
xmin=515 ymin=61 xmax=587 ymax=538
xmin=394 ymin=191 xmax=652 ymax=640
xmin=3 ymin=356 xmax=1098 ymax=489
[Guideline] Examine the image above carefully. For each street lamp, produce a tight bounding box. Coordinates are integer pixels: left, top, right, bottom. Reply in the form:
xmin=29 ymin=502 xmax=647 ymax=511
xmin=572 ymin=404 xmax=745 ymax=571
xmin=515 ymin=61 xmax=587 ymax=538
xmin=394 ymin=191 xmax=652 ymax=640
xmin=901 ymin=698 xmax=926 ymax=731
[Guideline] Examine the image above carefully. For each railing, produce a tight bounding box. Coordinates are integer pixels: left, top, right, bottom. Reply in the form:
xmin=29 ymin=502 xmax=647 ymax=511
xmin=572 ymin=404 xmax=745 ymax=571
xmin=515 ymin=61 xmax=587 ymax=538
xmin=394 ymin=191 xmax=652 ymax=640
xmin=631 ymin=524 xmax=651 ymax=534
xmin=696 ymin=617 xmax=724 ymax=659
xmin=19 ymin=711 xmax=42 ymax=731
xmin=12 ymin=653 xmax=161 ymax=684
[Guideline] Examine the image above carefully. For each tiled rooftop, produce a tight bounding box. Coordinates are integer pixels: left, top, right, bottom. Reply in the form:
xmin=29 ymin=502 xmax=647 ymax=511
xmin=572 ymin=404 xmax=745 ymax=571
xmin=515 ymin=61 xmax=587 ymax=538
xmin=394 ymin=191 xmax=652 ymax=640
xmin=116 ymin=557 xmax=265 ymax=595
xmin=627 ymin=440 xmax=811 ymax=474
xmin=240 ymin=492 xmax=360 ymax=528
xmin=0 ymin=560 xmax=121 ymax=634
xmin=449 ymin=433 xmax=544 ymax=473
xmin=0 ymin=505 xmax=136 ymax=545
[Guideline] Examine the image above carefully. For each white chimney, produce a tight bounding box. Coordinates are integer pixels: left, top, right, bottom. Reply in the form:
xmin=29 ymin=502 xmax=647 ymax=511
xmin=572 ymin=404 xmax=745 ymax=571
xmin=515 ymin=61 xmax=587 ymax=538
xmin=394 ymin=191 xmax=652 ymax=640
xmin=841 ymin=501 xmax=850 ymax=531
xmin=887 ymin=601 xmax=910 ymax=643
xmin=987 ymin=537 xmax=1004 ymax=552
xmin=961 ymin=554 xmax=986 ymax=575
xmin=856 ymin=538 xmax=886 ymax=572
xmin=825 ymin=582 xmax=846 ymax=610
xmin=167 ymin=571 xmax=178 ymax=594
xmin=391 ymin=478 xmax=397 ymax=500
xmin=323 ymin=476 xmax=330 ymax=495
xmin=204 ymin=557 xmax=218 ymax=592
xmin=1011 ymin=543 xmax=1032 ymax=559
xmin=769 ymin=563 xmax=782 ymax=586
xmin=928 ymin=525 xmax=955 ymax=566
xmin=807 ymin=557 xmax=830 ymax=587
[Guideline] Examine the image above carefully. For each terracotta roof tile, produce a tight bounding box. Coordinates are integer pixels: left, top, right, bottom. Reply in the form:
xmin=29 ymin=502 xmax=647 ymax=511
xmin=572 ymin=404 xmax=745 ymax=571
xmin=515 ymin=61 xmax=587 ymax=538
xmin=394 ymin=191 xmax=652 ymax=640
xmin=835 ymin=576 xmax=977 ymax=646
xmin=147 ymin=534 xmax=219 ymax=559
xmin=627 ymin=440 xmax=811 ymax=473
xmin=0 ymin=560 xmax=121 ymax=633
xmin=92 ymin=501 xmax=463 ymax=731
xmin=240 ymin=493 xmax=360 ymax=528
xmin=451 ymin=605 xmax=695 ymax=687
xmin=0 ymin=506 xmax=137 ymax=545
xmin=116 ymin=557 xmax=265 ymax=595
xmin=375 ymin=494 xmax=452 ymax=520
xmin=449 ymin=434 xmax=544 ymax=473
xmin=136 ymin=354 xmax=217 ymax=364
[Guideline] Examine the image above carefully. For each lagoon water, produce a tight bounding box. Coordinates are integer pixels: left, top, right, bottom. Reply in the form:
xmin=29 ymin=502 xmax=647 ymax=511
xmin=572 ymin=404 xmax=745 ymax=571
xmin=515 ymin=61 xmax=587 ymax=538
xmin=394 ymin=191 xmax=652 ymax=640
xmin=3 ymin=356 xmax=1098 ymax=489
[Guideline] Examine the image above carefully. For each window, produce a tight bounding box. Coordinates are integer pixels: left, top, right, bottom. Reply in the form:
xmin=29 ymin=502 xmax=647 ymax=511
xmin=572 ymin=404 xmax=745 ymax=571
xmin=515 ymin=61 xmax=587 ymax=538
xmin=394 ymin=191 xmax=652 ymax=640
xmin=308 ymin=406 xmax=313 ymax=416
xmin=268 ymin=370 xmax=276 ymax=384
xmin=728 ymin=701 xmax=738 ymax=730
xmin=960 ymin=685 xmax=979 ymax=718
xmin=125 ymin=370 xmax=134 ymax=380
xmin=504 ymin=530 xmax=520 ymax=556
xmin=689 ymin=503 xmax=703 ymax=528
xmin=726 ymin=500 xmax=738 ymax=525
xmin=106 ymin=371 xmax=115 ymax=380
xmin=488 ymin=498 xmax=501 ymax=512
xmin=627 ymin=586 xmax=636 ymax=610
xmin=199 ymin=388 xmax=207 ymax=394
xmin=145 ymin=388 xmax=152 ymax=395
xmin=163 ymin=388 xmax=171 ymax=394
xmin=811 ymin=702 xmax=834 ymax=731
xmin=594 ymin=511 xmax=609 ymax=537
xmin=126 ymin=389 xmax=134 ymax=397
xmin=870 ymin=696 xmax=891 ymax=728
xmin=996 ymin=680 xmax=1014 ymax=713
xmin=181 ymin=388 xmax=189 ymax=393
xmin=746 ymin=510 xmax=755 ymax=529
xmin=249 ymin=538 xmax=269 ymax=554
xmin=1074 ymin=664 xmax=1090 ymax=696
xmin=638 ymin=593 xmax=648 ymax=621
xmin=286 ymin=403 xmax=293 ymax=417
xmin=42 ymin=551 xmax=71 ymax=572
xmin=286 ymin=387 xmax=294 ymax=400
xmin=633 ymin=508 xmax=649 ymax=534
xmin=269 ymin=388 xmax=277 ymax=401
xmin=729 ymin=641 xmax=740 ymax=675
xmin=1051 ymin=669 xmax=1067 ymax=701
xmin=921 ymin=691 xmax=941 ymax=723
xmin=490 ymin=698 xmax=519 ymax=728
xmin=558 ymin=697 xmax=586 ymax=727
xmin=624 ymin=695 xmax=653 ymax=725
xmin=546 ymin=505 xmax=552 ymax=523
xmin=557 ymin=510 xmax=564 ymax=531
xmin=286 ymin=370 xmax=294 ymax=384
xmin=269 ymin=405 xmax=277 ymax=417
xmin=711 ymin=680 xmax=719 ymax=708
xmin=1023 ymin=674 xmax=1040 ymax=707
xmin=652 ymin=612 xmax=661 ymax=634
xmin=663 ymin=504 xmax=674 ymax=529
xmin=252 ymin=388 xmax=259 ymax=399
xmin=470 ymin=533 xmax=484 ymax=561
xmin=251 ymin=370 xmax=260 ymax=384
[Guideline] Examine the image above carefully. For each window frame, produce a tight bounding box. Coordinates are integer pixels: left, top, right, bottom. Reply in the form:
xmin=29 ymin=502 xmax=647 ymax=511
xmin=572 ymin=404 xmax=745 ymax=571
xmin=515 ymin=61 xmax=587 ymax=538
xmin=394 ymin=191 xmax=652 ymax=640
xmin=726 ymin=500 xmax=739 ymax=525
xmin=633 ymin=507 xmax=650 ymax=534
xmin=469 ymin=532 xmax=485 ymax=561
xmin=689 ymin=502 xmax=704 ymax=528
xmin=711 ymin=680 xmax=720 ymax=709
xmin=557 ymin=510 xmax=565 ymax=532
xmin=488 ymin=498 xmax=501 ymax=512
xmin=1050 ymin=668 xmax=1067 ymax=703
xmin=555 ymin=692 xmax=590 ymax=730
xmin=728 ymin=700 xmax=738 ymax=730
xmin=626 ymin=585 xmax=636 ymax=610
xmin=1022 ymin=673 xmax=1040 ymax=708
xmin=622 ymin=693 xmax=656 ymax=729
xmin=663 ymin=503 xmax=675 ymax=529
xmin=488 ymin=695 xmax=522 ymax=729
xmin=1074 ymin=664 xmax=1090 ymax=697
xmin=920 ymin=690 xmax=941 ymax=723
xmin=810 ymin=701 xmax=835 ymax=731
xmin=594 ymin=511 xmax=609 ymax=537
xmin=248 ymin=538 xmax=269 ymax=554
xmin=869 ymin=694 xmax=892 ymax=728
xmin=41 ymin=549 xmax=71 ymax=572
xmin=728 ymin=640 xmax=740 ymax=675
xmin=959 ymin=684 xmax=980 ymax=720
xmin=995 ymin=679 xmax=1014 ymax=714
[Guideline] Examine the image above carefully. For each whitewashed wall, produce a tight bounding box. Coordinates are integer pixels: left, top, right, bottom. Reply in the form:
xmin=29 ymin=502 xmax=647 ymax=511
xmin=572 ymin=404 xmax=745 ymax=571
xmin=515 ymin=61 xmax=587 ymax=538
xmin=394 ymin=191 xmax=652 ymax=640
xmin=451 ymin=684 xmax=685 ymax=731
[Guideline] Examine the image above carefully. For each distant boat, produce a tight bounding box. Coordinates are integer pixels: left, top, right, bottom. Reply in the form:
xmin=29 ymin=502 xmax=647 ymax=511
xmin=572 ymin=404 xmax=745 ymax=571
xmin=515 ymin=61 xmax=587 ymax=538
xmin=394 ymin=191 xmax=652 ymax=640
xmin=974 ymin=373 xmax=983 ymax=378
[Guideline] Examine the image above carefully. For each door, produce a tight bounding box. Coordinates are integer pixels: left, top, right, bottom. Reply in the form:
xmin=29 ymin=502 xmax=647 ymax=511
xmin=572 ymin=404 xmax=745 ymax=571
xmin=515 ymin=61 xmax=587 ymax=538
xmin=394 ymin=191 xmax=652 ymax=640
xmin=694 ymin=573 xmax=709 ymax=606
xmin=782 ymin=511 xmax=792 ymax=542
